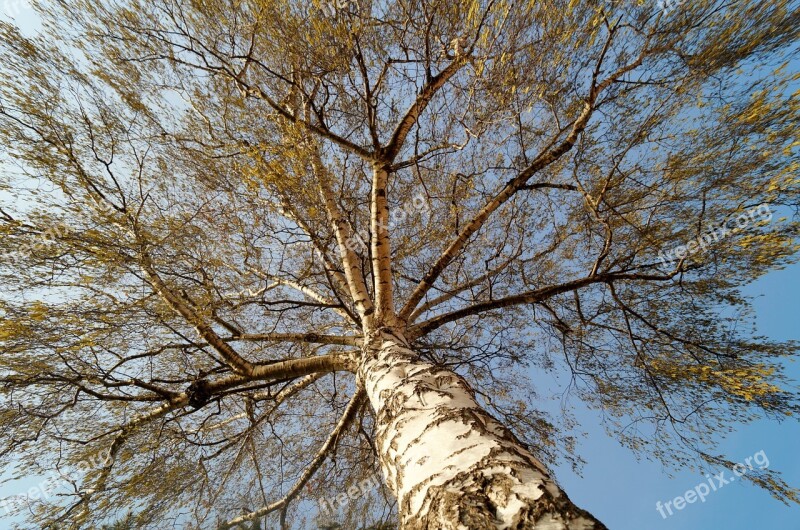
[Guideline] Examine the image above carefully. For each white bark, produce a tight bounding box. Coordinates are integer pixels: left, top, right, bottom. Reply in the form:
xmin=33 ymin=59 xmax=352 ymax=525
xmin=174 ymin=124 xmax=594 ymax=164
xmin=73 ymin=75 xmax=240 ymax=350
xmin=370 ymin=164 xmax=394 ymax=321
xmin=359 ymin=335 xmax=606 ymax=530
xmin=312 ymin=149 xmax=375 ymax=327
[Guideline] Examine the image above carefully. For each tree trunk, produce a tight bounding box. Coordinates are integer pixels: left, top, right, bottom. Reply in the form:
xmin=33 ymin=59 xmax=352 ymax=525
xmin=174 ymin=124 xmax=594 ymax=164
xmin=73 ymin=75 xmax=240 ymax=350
xmin=358 ymin=334 xmax=607 ymax=530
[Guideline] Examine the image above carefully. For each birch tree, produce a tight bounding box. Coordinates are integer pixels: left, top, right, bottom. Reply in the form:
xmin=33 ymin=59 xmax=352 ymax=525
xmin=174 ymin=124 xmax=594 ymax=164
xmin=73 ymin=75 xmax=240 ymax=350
xmin=1 ymin=0 xmax=799 ymax=528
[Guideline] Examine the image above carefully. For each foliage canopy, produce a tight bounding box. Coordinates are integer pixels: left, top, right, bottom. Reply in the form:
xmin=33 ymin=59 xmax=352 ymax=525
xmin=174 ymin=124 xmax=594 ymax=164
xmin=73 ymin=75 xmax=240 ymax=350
xmin=0 ymin=0 xmax=799 ymax=528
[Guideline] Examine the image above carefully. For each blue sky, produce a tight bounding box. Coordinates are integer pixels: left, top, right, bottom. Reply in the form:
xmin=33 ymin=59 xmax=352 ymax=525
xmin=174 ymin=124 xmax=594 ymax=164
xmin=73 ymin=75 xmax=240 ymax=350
xmin=551 ymin=263 xmax=800 ymax=529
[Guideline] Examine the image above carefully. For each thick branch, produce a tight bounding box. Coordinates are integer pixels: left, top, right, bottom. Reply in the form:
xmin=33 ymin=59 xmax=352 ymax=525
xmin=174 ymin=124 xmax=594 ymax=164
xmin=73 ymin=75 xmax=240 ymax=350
xmin=82 ymin=354 xmax=351 ymax=509
xmin=369 ymin=57 xmax=470 ymax=324
xmin=238 ymin=81 xmax=374 ymax=160
xmin=138 ymin=252 xmax=255 ymax=375
xmin=232 ymin=333 xmax=362 ymax=347
xmin=311 ymin=150 xmax=375 ymax=326
xmin=398 ymin=49 xmax=647 ymax=322
xmin=371 ymin=164 xmax=394 ymax=322
xmin=520 ymin=182 xmax=579 ymax=192
xmin=250 ymin=353 xmax=354 ymax=380
xmin=193 ymin=373 xmax=324 ymax=433
xmin=383 ymin=57 xmax=469 ymax=161
xmin=409 ymin=271 xmax=676 ymax=338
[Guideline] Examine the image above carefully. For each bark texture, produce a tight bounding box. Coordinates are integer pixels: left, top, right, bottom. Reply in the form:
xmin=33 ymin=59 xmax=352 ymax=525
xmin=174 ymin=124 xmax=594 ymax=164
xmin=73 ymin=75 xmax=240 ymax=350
xmin=359 ymin=335 xmax=608 ymax=529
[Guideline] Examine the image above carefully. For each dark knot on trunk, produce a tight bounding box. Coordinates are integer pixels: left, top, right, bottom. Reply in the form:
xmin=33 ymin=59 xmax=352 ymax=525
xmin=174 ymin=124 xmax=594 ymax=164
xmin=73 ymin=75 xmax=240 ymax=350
xmin=187 ymin=379 xmax=212 ymax=409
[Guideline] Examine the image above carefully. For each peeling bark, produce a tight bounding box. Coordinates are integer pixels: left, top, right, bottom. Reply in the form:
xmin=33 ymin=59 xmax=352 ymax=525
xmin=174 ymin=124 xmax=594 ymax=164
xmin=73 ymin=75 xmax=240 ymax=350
xmin=359 ymin=336 xmax=607 ymax=529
